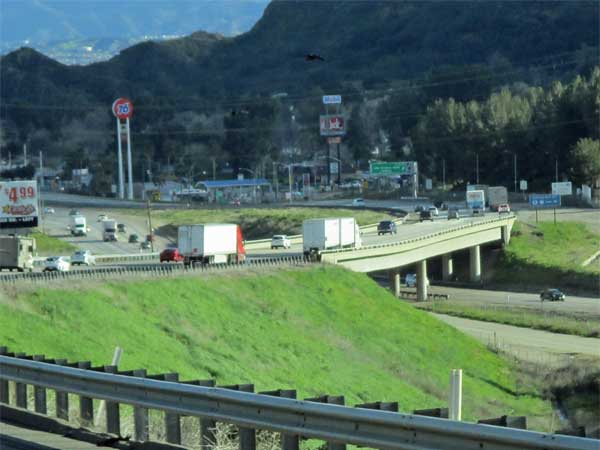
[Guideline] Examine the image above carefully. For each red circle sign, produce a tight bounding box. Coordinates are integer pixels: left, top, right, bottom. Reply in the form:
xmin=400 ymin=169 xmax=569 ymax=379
xmin=112 ymin=98 xmax=134 ymax=119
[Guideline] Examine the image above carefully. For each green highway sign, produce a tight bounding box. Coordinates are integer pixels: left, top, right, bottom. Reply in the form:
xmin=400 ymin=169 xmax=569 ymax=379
xmin=370 ymin=161 xmax=414 ymax=175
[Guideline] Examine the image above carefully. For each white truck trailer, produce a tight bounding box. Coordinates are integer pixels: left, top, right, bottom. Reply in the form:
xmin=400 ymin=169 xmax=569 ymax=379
xmin=70 ymin=215 xmax=87 ymax=236
xmin=102 ymin=219 xmax=117 ymax=242
xmin=302 ymin=218 xmax=361 ymax=258
xmin=466 ymin=190 xmax=486 ymax=210
xmin=178 ymin=224 xmax=246 ymax=266
xmin=0 ymin=235 xmax=36 ymax=272
xmin=487 ymin=186 xmax=508 ymax=211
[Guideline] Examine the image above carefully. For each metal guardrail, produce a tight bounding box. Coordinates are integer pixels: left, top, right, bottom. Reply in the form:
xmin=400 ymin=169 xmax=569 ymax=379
xmin=0 ymin=355 xmax=594 ymax=450
xmin=0 ymin=256 xmax=311 ymax=283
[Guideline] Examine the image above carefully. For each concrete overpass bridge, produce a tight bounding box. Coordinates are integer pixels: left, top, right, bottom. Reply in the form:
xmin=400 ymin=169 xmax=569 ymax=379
xmin=321 ymin=215 xmax=516 ymax=301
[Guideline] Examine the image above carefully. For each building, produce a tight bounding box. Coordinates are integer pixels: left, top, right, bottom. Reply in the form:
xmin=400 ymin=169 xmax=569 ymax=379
xmin=194 ymin=179 xmax=272 ymax=204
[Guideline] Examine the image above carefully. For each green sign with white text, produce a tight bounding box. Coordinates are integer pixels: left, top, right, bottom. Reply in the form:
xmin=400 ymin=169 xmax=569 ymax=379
xmin=370 ymin=161 xmax=414 ymax=175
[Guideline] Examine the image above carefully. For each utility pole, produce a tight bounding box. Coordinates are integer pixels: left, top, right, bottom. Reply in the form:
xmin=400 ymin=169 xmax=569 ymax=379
xmin=273 ymin=162 xmax=279 ymax=202
xmin=212 ymin=158 xmax=216 ymax=180
xmin=288 ymin=164 xmax=293 ymax=204
xmin=23 ymin=143 xmax=27 ymax=166
xmin=442 ymin=159 xmax=446 ymax=191
xmin=555 ymin=159 xmax=558 ymax=183
xmin=146 ymin=199 xmax=154 ymax=252
xmin=475 ymin=153 xmax=479 ymax=184
xmin=513 ymin=153 xmax=517 ymax=193
xmin=39 ymin=151 xmax=43 ymax=189
xmin=337 ymin=142 xmax=341 ymax=186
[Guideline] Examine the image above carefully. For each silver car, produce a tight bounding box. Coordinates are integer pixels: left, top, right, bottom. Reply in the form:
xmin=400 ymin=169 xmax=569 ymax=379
xmin=70 ymin=250 xmax=95 ymax=266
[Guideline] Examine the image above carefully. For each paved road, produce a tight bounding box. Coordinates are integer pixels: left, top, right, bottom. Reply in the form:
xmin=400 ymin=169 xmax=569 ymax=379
xmin=1 ymin=421 xmax=98 ymax=450
xmin=426 ymin=286 xmax=600 ymax=317
xmin=433 ymin=313 xmax=600 ymax=361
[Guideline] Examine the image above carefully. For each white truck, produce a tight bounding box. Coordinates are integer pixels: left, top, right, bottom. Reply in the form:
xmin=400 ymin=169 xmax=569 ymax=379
xmin=178 ymin=224 xmax=246 ymax=266
xmin=0 ymin=235 xmax=36 ymax=272
xmin=487 ymin=186 xmax=508 ymax=211
xmin=466 ymin=190 xmax=486 ymax=211
xmin=69 ymin=215 xmax=87 ymax=236
xmin=302 ymin=217 xmax=362 ymax=258
xmin=102 ymin=219 xmax=117 ymax=242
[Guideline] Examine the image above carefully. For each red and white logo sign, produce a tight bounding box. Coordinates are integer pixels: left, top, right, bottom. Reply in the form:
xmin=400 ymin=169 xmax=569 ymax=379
xmin=112 ymin=98 xmax=134 ymax=119
xmin=319 ymin=115 xmax=346 ymax=136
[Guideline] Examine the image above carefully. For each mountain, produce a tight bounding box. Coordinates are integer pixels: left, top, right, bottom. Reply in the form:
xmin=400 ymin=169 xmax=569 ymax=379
xmin=0 ymin=0 xmax=269 ymax=64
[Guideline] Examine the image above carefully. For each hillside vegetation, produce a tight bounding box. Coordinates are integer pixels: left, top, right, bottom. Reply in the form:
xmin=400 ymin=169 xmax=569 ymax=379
xmin=0 ymin=266 xmax=552 ymax=427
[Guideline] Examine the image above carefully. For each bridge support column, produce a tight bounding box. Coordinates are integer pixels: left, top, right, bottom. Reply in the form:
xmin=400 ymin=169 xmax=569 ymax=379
xmin=416 ymin=260 xmax=428 ymax=302
xmin=469 ymin=245 xmax=481 ymax=283
xmin=388 ymin=270 xmax=401 ymax=297
xmin=442 ymin=254 xmax=453 ymax=281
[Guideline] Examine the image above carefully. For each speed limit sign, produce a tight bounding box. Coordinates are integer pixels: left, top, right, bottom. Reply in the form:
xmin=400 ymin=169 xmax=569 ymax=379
xmin=112 ymin=98 xmax=134 ymax=119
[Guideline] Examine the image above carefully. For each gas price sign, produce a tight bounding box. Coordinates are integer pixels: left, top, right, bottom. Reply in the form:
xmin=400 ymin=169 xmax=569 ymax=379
xmin=0 ymin=180 xmax=39 ymax=228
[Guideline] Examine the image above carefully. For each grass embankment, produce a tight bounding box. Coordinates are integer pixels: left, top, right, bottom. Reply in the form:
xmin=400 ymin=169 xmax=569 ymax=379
xmin=150 ymin=207 xmax=394 ymax=240
xmin=0 ymin=266 xmax=551 ymax=427
xmin=493 ymin=221 xmax=600 ymax=292
xmin=417 ymin=302 xmax=600 ymax=338
xmin=29 ymin=232 xmax=77 ymax=255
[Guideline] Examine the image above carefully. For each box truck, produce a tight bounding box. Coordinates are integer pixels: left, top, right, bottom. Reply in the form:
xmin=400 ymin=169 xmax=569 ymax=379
xmin=102 ymin=219 xmax=117 ymax=242
xmin=0 ymin=235 xmax=36 ymax=272
xmin=70 ymin=215 xmax=87 ymax=236
xmin=466 ymin=190 xmax=486 ymax=211
xmin=178 ymin=224 xmax=246 ymax=266
xmin=467 ymin=184 xmax=489 ymax=205
xmin=302 ymin=218 xmax=361 ymax=258
xmin=488 ymin=186 xmax=508 ymax=211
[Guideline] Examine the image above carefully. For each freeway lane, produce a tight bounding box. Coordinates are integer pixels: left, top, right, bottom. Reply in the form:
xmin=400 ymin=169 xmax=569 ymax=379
xmin=1 ymin=421 xmax=99 ymax=450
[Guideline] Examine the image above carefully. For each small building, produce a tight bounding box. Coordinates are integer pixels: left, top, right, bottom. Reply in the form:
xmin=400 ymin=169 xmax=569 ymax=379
xmin=195 ymin=179 xmax=272 ymax=204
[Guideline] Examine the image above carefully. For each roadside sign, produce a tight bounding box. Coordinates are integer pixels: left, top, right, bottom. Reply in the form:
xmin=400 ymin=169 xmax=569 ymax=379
xmin=551 ymin=181 xmax=572 ymax=196
xmin=529 ymin=194 xmax=560 ymax=208
xmin=370 ymin=161 xmax=414 ymax=175
xmin=0 ymin=180 xmax=39 ymax=228
xmin=330 ymin=162 xmax=339 ymax=175
xmin=425 ymin=178 xmax=432 ymax=190
xmin=322 ymin=95 xmax=342 ymax=104
xmin=520 ymin=180 xmax=528 ymax=191
xmin=112 ymin=97 xmax=134 ymax=119
xmin=319 ymin=115 xmax=346 ymax=136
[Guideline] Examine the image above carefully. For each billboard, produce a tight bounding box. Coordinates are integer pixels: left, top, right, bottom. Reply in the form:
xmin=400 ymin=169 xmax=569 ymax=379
xmin=370 ymin=161 xmax=415 ymax=175
xmin=0 ymin=180 xmax=39 ymax=228
xmin=530 ymin=194 xmax=560 ymax=208
xmin=551 ymin=181 xmax=572 ymax=196
xmin=319 ymin=115 xmax=346 ymax=136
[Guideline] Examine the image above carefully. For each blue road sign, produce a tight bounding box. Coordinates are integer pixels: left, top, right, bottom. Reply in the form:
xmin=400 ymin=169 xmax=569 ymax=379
xmin=529 ymin=194 xmax=560 ymax=208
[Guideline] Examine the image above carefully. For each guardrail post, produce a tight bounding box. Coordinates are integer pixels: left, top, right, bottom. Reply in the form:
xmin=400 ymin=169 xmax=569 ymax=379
xmin=223 ymin=384 xmax=256 ymax=450
xmin=413 ymin=407 xmax=449 ymax=418
xmin=32 ymin=355 xmax=47 ymax=414
xmin=91 ymin=365 xmax=120 ymax=434
xmin=149 ymin=373 xmax=181 ymax=444
xmin=68 ymin=361 xmax=93 ymax=426
xmin=305 ymin=395 xmax=346 ymax=450
xmin=181 ymin=379 xmax=216 ymax=450
xmin=0 ymin=347 xmax=8 ymax=404
xmin=355 ymin=401 xmax=399 ymax=412
xmin=260 ymin=389 xmax=299 ymax=450
xmin=52 ymin=359 xmax=69 ymax=420
xmin=14 ymin=352 xmax=28 ymax=408
xmin=478 ymin=415 xmax=527 ymax=429
xmin=117 ymin=369 xmax=149 ymax=440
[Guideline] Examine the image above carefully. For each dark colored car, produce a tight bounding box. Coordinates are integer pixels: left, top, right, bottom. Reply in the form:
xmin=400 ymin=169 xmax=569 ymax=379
xmin=160 ymin=248 xmax=183 ymax=263
xmin=414 ymin=205 xmax=425 ymax=213
xmin=448 ymin=209 xmax=460 ymax=220
xmin=128 ymin=233 xmax=139 ymax=243
xmin=146 ymin=234 xmax=155 ymax=242
xmin=377 ymin=220 xmax=397 ymax=235
xmin=117 ymin=223 xmax=127 ymax=233
xmin=419 ymin=210 xmax=433 ymax=222
xmin=540 ymin=289 xmax=565 ymax=302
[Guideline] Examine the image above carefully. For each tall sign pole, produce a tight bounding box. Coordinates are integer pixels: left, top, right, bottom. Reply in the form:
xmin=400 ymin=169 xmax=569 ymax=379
xmin=320 ymin=95 xmax=345 ymax=187
xmin=112 ymin=98 xmax=134 ymax=200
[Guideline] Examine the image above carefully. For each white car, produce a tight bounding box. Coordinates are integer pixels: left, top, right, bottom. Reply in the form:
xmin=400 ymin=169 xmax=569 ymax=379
xmin=405 ymin=273 xmax=430 ymax=288
xmin=271 ymin=235 xmax=291 ymax=249
xmin=428 ymin=206 xmax=439 ymax=216
xmin=44 ymin=256 xmax=70 ymax=272
xmin=497 ymin=203 xmax=511 ymax=214
xmin=352 ymin=198 xmax=365 ymax=207
xmin=43 ymin=207 xmax=55 ymax=215
xmin=70 ymin=250 xmax=95 ymax=266
xmin=97 ymin=214 xmax=108 ymax=222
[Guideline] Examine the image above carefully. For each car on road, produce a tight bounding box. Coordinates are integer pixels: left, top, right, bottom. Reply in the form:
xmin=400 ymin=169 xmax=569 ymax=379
xmin=498 ymin=203 xmax=511 ymax=214
xmin=540 ymin=288 xmax=565 ymax=302
xmin=117 ymin=223 xmax=127 ymax=233
xmin=352 ymin=198 xmax=365 ymax=207
xmin=140 ymin=241 xmax=151 ymax=250
xmin=271 ymin=235 xmax=291 ymax=249
xmin=128 ymin=234 xmax=139 ymax=243
xmin=44 ymin=256 xmax=70 ymax=272
xmin=70 ymin=250 xmax=95 ymax=266
xmin=43 ymin=207 xmax=55 ymax=215
xmin=414 ymin=205 xmax=425 ymax=213
xmin=377 ymin=220 xmax=397 ymax=235
xmin=97 ymin=214 xmax=108 ymax=222
xmin=160 ymin=248 xmax=183 ymax=263
xmin=419 ymin=210 xmax=434 ymax=222
xmin=405 ymin=273 xmax=430 ymax=288
xmin=146 ymin=234 xmax=155 ymax=242
xmin=447 ymin=208 xmax=460 ymax=220
xmin=428 ymin=206 xmax=439 ymax=216
xmin=69 ymin=209 xmax=80 ymax=216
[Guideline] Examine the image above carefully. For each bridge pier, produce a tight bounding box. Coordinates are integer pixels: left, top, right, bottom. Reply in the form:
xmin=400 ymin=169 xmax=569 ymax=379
xmin=416 ymin=260 xmax=428 ymax=301
xmin=469 ymin=245 xmax=481 ymax=283
xmin=442 ymin=254 xmax=453 ymax=281
xmin=388 ymin=270 xmax=401 ymax=297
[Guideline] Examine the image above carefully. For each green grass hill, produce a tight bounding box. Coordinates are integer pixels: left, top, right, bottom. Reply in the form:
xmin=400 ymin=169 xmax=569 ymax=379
xmin=0 ymin=266 xmax=551 ymax=427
